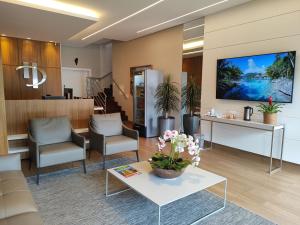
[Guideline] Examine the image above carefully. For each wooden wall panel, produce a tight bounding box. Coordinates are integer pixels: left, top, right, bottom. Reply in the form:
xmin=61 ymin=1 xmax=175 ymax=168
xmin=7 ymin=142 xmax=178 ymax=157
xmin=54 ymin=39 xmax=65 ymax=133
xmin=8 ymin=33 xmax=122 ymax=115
xmin=39 ymin=42 xmax=60 ymax=68
xmin=0 ymin=37 xmax=18 ymax=66
xmin=0 ymin=44 xmax=8 ymax=155
xmin=42 ymin=67 xmax=62 ymax=96
xmin=182 ymin=56 xmax=203 ymax=86
xmin=2 ymin=65 xmax=22 ymax=100
xmin=18 ymin=39 xmax=40 ymax=63
xmin=0 ymin=37 xmax=62 ymax=100
xmin=5 ymin=99 xmax=94 ymax=135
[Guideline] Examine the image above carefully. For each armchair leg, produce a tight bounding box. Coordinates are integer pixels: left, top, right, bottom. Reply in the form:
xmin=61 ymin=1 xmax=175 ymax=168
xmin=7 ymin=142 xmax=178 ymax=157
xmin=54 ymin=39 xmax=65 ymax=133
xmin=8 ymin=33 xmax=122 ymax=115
xmin=36 ymin=168 xmax=40 ymax=185
xmin=136 ymin=150 xmax=140 ymax=162
xmin=28 ymin=159 xmax=32 ymax=170
xmin=82 ymin=160 xmax=87 ymax=174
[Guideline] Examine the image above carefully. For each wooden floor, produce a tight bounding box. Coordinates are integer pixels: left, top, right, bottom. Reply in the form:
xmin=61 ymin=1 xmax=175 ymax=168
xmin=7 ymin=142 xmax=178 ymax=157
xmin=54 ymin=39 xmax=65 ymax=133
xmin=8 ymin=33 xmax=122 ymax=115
xmin=21 ymin=137 xmax=300 ymax=225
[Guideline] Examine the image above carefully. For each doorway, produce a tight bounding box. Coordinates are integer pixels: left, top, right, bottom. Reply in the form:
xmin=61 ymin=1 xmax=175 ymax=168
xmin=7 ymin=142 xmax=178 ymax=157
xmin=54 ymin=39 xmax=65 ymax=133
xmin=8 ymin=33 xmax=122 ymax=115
xmin=61 ymin=67 xmax=91 ymax=98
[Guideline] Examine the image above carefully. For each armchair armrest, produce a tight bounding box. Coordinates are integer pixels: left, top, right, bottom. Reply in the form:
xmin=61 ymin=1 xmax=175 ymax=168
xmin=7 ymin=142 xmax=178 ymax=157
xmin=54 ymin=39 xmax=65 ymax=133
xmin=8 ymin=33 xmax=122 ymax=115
xmin=71 ymin=130 xmax=86 ymax=149
xmin=0 ymin=154 xmax=21 ymax=171
xmin=89 ymin=125 xmax=105 ymax=154
xmin=123 ymin=125 xmax=139 ymax=140
xmin=28 ymin=132 xmax=40 ymax=167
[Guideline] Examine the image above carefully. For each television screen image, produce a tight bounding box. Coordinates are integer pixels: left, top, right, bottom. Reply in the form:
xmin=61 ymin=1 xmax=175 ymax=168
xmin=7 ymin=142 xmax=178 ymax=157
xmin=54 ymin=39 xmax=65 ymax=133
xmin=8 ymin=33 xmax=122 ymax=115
xmin=216 ymin=51 xmax=296 ymax=103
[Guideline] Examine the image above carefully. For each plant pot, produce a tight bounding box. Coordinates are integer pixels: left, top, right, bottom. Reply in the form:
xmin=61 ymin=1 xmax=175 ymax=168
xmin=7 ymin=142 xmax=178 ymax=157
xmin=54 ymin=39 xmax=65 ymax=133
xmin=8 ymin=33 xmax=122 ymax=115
xmin=152 ymin=167 xmax=185 ymax=179
xmin=158 ymin=116 xmax=175 ymax=137
xmin=263 ymin=112 xmax=277 ymax=125
xmin=183 ymin=114 xmax=200 ymax=136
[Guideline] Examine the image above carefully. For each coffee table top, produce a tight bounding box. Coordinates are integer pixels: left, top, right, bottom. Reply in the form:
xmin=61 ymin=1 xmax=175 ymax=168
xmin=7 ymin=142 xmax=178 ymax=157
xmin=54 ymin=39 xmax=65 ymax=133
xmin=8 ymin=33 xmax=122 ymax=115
xmin=107 ymin=161 xmax=226 ymax=206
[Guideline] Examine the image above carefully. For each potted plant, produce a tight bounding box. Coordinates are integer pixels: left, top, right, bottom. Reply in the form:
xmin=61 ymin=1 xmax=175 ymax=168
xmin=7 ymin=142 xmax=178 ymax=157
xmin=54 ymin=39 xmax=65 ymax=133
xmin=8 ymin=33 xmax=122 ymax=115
xmin=150 ymin=130 xmax=202 ymax=179
xmin=155 ymin=75 xmax=180 ymax=136
xmin=181 ymin=78 xmax=201 ymax=136
xmin=257 ymin=96 xmax=282 ymax=125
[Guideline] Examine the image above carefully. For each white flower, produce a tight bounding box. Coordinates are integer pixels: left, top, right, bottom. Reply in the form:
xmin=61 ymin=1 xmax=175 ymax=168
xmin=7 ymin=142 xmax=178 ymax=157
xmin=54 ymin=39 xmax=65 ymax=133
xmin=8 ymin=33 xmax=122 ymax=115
xmin=171 ymin=130 xmax=178 ymax=138
xmin=177 ymin=146 xmax=184 ymax=153
xmin=163 ymin=130 xmax=172 ymax=140
xmin=193 ymin=156 xmax=201 ymax=162
xmin=188 ymin=149 xmax=195 ymax=155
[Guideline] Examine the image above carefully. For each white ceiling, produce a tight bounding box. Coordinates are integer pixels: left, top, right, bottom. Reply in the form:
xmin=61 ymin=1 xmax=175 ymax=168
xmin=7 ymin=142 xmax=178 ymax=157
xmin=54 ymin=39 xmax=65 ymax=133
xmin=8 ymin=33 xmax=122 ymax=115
xmin=0 ymin=0 xmax=252 ymax=46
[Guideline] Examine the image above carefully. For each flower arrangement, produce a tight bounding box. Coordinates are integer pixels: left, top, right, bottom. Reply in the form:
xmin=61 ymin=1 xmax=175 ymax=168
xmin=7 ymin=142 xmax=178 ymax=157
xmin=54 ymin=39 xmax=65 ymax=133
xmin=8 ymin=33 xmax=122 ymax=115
xmin=150 ymin=130 xmax=202 ymax=172
xmin=257 ymin=96 xmax=282 ymax=113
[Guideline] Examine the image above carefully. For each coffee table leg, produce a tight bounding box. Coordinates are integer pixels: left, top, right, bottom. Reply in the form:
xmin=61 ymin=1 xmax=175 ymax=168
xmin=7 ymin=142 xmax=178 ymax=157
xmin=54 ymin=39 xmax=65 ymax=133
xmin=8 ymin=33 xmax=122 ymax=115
xmin=105 ymin=170 xmax=131 ymax=197
xmin=190 ymin=179 xmax=227 ymax=225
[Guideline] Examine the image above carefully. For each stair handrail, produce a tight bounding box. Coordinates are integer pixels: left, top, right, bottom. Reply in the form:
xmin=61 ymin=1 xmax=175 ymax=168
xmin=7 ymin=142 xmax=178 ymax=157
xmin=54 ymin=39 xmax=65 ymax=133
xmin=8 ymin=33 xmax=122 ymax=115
xmin=87 ymin=72 xmax=112 ymax=80
xmin=88 ymin=73 xmax=129 ymax=100
xmin=112 ymin=78 xmax=129 ymax=99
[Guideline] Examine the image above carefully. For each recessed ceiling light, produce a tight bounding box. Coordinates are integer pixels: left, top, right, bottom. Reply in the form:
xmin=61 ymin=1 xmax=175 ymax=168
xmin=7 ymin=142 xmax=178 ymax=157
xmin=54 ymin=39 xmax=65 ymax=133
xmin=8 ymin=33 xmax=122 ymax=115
xmin=26 ymin=37 xmax=31 ymax=40
xmin=4 ymin=0 xmax=99 ymax=21
xmin=183 ymin=50 xmax=203 ymax=55
xmin=82 ymin=0 xmax=165 ymax=40
xmin=183 ymin=40 xmax=204 ymax=50
xmin=137 ymin=0 xmax=228 ymax=33
xmin=1 ymin=34 xmax=6 ymax=36
xmin=183 ymin=24 xmax=205 ymax=32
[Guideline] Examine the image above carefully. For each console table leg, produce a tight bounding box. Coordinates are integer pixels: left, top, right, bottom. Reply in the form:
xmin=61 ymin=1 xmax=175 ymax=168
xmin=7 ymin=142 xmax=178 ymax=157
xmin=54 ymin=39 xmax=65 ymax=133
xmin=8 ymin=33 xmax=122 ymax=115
xmin=210 ymin=121 xmax=213 ymax=149
xmin=158 ymin=206 xmax=161 ymax=225
xmin=280 ymin=128 xmax=285 ymax=169
xmin=269 ymin=128 xmax=275 ymax=174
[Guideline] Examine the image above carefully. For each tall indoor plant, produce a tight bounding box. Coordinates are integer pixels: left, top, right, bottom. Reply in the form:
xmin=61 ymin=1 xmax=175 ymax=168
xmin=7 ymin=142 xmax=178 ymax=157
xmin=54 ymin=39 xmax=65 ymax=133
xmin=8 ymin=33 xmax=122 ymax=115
xmin=181 ymin=78 xmax=201 ymax=136
xmin=155 ymin=75 xmax=180 ymax=136
xmin=257 ymin=96 xmax=282 ymax=125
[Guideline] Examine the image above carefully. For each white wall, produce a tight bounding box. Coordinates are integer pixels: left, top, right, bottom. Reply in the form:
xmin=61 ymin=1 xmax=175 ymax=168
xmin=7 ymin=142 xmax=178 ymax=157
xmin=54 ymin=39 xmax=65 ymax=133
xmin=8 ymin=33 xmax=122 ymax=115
xmin=61 ymin=43 xmax=112 ymax=77
xmin=202 ymin=0 xmax=300 ymax=164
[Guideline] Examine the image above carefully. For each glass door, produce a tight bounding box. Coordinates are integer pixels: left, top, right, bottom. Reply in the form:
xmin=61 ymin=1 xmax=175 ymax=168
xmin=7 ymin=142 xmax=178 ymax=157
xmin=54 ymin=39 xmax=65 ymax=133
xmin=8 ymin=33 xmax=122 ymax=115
xmin=133 ymin=71 xmax=145 ymax=125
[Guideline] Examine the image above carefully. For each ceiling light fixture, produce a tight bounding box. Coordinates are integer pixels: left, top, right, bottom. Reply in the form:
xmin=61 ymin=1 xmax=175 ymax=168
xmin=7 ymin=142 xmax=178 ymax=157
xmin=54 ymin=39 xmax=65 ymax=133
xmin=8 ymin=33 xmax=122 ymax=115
xmin=5 ymin=0 xmax=99 ymax=20
xmin=1 ymin=34 xmax=7 ymax=36
xmin=183 ymin=24 xmax=204 ymax=32
xmin=183 ymin=50 xmax=203 ymax=55
xmin=137 ymin=0 xmax=228 ymax=33
xmin=26 ymin=37 xmax=31 ymax=40
xmin=184 ymin=36 xmax=204 ymax=42
xmin=183 ymin=40 xmax=204 ymax=50
xmin=82 ymin=0 xmax=165 ymax=40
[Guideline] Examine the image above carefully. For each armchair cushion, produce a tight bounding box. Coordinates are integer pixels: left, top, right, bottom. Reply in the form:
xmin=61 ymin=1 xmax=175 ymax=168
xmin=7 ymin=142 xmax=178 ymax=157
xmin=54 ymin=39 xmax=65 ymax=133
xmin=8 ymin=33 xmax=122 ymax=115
xmin=39 ymin=142 xmax=85 ymax=167
xmin=29 ymin=116 xmax=72 ymax=145
xmin=91 ymin=113 xmax=122 ymax=136
xmin=105 ymin=135 xmax=138 ymax=155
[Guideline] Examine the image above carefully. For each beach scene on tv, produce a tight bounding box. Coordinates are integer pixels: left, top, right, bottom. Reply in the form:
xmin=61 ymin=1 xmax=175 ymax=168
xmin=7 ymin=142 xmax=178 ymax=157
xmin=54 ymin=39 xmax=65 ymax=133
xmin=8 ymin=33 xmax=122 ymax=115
xmin=216 ymin=52 xmax=296 ymax=103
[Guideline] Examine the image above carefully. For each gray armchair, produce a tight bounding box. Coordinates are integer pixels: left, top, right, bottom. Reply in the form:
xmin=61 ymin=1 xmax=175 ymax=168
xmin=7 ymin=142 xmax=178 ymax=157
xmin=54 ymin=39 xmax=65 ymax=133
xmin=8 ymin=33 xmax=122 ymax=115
xmin=28 ymin=116 xmax=86 ymax=184
xmin=89 ymin=113 xmax=139 ymax=169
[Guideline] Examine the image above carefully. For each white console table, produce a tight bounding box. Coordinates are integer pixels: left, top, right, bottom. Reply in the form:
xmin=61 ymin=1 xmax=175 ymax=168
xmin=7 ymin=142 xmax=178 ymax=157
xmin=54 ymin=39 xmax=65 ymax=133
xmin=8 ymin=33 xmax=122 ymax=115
xmin=201 ymin=115 xmax=285 ymax=175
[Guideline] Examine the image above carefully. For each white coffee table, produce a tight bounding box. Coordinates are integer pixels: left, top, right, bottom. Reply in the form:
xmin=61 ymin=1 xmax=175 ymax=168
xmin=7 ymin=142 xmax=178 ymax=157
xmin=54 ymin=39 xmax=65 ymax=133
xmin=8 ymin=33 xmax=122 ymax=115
xmin=106 ymin=161 xmax=227 ymax=225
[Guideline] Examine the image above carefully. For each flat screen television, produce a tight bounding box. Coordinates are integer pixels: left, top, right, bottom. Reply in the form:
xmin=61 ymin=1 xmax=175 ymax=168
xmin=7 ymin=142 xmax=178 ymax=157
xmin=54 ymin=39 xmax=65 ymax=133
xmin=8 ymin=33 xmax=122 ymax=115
xmin=216 ymin=51 xmax=296 ymax=103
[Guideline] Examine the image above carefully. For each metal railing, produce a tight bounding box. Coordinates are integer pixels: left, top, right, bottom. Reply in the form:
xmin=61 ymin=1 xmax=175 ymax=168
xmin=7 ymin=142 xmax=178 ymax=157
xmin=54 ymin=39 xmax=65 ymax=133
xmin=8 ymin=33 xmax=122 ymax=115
xmin=86 ymin=72 xmax=128 ymax=113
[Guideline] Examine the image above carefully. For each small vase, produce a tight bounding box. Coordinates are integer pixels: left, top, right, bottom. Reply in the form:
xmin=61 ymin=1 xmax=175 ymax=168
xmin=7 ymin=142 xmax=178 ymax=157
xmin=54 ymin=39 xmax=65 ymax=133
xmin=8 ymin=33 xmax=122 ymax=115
xmin=152 ymin=167 xmax=185 ymax=179
xmin=263 ymin=112 xmax=277 ymax=125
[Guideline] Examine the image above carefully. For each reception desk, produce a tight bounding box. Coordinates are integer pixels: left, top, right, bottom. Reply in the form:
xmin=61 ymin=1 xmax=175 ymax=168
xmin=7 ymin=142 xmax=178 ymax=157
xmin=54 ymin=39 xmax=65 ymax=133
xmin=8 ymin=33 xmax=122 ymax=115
xmin=201 ymin=115 xmax=285 ymax=175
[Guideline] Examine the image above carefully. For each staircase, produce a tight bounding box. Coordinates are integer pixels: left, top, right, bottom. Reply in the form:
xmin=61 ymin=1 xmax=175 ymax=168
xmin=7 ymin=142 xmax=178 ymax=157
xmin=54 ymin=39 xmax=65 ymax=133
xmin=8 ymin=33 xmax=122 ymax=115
xmin=86 ymin=73 xmax=128 ymax=121
xmin=102 ymin=85 xmax=128 ymax=121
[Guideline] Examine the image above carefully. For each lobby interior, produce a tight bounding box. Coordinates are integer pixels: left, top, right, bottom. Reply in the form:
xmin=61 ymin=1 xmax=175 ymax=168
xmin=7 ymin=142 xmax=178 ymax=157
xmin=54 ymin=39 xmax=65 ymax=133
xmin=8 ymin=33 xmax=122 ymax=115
xmin=0 ymin=0 xmax=300 ymax=225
